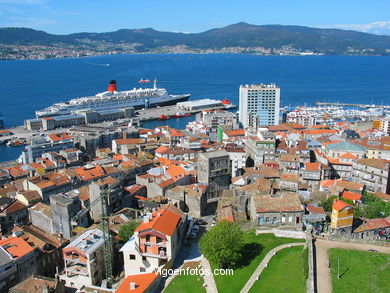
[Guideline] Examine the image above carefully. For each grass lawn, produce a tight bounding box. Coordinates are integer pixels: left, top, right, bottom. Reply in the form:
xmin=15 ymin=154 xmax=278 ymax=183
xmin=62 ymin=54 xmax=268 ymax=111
xmin=249 ymin=246 xmax=307 ymax=293
xmin=329 ymin=248 xmax=390 ymax=293
xmin=210 ymin=231 xmax=305 ymax=293
xmin=164 ymin=262 xmax=206 ymax=293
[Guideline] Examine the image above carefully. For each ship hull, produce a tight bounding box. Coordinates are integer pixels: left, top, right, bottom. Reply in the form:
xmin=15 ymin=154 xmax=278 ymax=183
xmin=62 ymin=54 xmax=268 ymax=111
xmin=144 ymin=94 xmax=190 ymax=109
xmin=36 ymin=94 xmax=191 ymax=118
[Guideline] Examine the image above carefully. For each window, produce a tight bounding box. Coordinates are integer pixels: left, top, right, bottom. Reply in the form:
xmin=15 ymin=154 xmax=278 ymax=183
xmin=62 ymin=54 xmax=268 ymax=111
xmin=259 ymin=217 xmax=264 ymax=225
xmin=140 ymin=267 xmax=146 ymax=272
xmin=266 ymin=217 xmax=270 ymax=224
xmin=288 ymin=216 xmax=293 ymax=222
xmin=142 ymin=256 xmax=147 ymax=261
xmin=129 ymin=254 xmax=136 ymax=260
xmin=273 ymin=217 xmax=277 ymax=224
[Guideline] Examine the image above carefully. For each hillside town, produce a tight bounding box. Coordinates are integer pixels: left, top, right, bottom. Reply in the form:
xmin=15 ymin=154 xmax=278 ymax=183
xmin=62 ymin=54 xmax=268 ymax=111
xmin=0 ymin=83 xmax=389 ymax=293
xmin=0 ymin=42 xmax=321 ymax=60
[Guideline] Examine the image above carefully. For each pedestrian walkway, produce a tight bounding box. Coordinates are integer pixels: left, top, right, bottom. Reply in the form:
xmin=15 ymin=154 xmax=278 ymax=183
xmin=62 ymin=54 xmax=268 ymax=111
xmin=200 ymin=255 xmax=218 ymax=293
xmin=240 ymin=242 xmax=305 ymax=293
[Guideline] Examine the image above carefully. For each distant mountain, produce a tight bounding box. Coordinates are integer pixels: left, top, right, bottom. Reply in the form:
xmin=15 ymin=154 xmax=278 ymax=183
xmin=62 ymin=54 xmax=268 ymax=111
xmin=1 ymin=22 xmax=390 ymax=58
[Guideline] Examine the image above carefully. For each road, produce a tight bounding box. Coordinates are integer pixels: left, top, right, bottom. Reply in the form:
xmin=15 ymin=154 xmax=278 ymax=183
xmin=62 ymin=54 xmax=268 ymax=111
xmin=315 ymin=239 xmax=390 ymax=293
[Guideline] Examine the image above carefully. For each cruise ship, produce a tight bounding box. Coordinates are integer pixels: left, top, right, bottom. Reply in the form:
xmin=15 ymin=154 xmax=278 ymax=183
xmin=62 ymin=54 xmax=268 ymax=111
xmin=35 ymin=80 xmax=191 ymax=118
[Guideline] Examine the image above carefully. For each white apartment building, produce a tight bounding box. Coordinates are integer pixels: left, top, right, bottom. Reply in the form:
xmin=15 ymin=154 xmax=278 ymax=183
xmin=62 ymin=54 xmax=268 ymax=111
xmin=120 ymin=208 xmax=184 ymax=277
xmin=239 ymin=83 xmax=280 ymax=128
xmin=59 ymin=229 xmax=105 ymax=290
xmin=286 ymin=109 xmax=316 ymax=126
xmin=378 ymin=118 xmax=390 ymax=135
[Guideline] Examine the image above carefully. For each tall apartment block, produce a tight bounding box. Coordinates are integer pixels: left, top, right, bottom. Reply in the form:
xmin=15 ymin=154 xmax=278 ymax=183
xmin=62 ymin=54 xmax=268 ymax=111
xmin=59 ymin=229 xmax=105 ymax=290
xmin=239 ymin=83 xmax=280 ymax=128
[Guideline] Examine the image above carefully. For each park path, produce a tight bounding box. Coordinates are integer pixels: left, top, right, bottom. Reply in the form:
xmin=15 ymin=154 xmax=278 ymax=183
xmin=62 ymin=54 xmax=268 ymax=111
xmin=240 ymin=242 xmax=305 ymax=293
xmin=200 ymin=256 xmax=218 ymax=293
xmin=315 ymin=239 xmax=390 ymax=293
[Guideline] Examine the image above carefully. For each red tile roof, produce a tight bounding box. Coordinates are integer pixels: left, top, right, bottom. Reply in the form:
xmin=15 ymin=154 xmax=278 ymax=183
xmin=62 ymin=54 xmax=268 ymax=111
xmin=254 ymin=193 xmax=302 ymax=213
xmin=170 ymin=128 xmax=185 ymax=137
xmin=332 ymin=199 xmax=353 ymax=211
xmin=341 ymin=190 xmax=362 ymax=201
xmin=3 ymin=200 xmax=27 ymax=214
xmin=48 ymin=133 xmax=73 ymax=142
xmin=0 ymin=237 xmax=34 ymax=259
xmin=75 ymin=165 xmax=106 ymax=181
xmin=339 ymin=153 xmax=357 ymax=159
xmin=306 ymin=203 xmax=325 ymax=214
xmin=303 ymin=129 xmax=337 ymax=135
xmin=224 ymin=129 xmax=245 ymax=137
xmin=354 ymin=218 xmax=390 ymax=233
xmin=166 ymin=164 xmax=188 ymax=181
xmin=116 ymin=273 xmax=158 ymax=293
xmin=305 ymin=162 xmax=321 ymax=171
xmin=373 ymin=191 xmax=390 ymax=202
xmin=135 ymin=209 xmax=181 ymax=236
xmin=155 ymin=146 xmax=169 ymax=154
xmin=355 ymin=158 xmax=390 ymax=170
xmin=114 ymin=138 xmax=146 ymax=145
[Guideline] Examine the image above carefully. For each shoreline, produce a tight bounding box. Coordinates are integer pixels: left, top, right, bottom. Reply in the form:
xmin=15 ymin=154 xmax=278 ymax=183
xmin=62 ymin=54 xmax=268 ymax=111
xmin=1 ymin=52 xmax=389 ymax=62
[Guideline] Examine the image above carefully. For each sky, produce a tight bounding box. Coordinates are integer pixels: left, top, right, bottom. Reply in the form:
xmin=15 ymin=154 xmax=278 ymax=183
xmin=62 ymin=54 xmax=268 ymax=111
xmin=1 ymin=0 xmax=390 ymax=35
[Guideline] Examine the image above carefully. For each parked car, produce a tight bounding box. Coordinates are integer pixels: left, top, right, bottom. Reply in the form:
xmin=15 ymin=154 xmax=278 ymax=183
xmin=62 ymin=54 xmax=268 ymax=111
xmin=196 ymin=219 xmax=206 ymax=225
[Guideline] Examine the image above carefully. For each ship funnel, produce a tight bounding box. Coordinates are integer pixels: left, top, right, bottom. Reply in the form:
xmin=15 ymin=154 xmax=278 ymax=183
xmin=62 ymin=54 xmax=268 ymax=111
xmin=108 ymin=80 xmax=117 ymax=92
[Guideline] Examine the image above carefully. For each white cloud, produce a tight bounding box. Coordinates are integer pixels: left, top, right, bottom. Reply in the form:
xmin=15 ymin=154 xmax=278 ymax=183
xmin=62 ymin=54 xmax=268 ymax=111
xmin=324 ymin=21 xmax=390 ymax=35
xmin=4 ymin=16 xmax=56 ymax=28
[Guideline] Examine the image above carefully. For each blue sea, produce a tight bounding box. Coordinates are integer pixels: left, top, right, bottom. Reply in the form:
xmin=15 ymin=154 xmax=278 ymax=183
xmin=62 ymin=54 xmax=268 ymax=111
xmin=0 ymin=54 xmax=389 ymax=162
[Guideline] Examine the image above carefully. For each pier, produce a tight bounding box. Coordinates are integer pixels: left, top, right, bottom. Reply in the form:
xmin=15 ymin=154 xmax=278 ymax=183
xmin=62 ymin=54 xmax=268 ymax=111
xmin=0 ymin=100 xmax=237 ymax=144
xmin=315 ymin=102 xmax=390 ymax=109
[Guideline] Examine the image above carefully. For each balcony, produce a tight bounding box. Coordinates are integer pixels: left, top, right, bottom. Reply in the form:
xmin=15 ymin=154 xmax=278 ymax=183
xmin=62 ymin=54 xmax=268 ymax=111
xmin=141 ymin=251 xmax=168 ymax=260
xmin=65 ymin=264 xmax=88 ymax=277
xmin=140 ymin=241 xmax=167 ymax=248
xmin=64 ymin=255 xmax=87 ymax=264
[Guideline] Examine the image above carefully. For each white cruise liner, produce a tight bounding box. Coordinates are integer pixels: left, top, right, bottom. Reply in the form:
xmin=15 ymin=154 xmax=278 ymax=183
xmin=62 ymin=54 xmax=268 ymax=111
xmin=35 ymin=80 xmax=191 ymax=118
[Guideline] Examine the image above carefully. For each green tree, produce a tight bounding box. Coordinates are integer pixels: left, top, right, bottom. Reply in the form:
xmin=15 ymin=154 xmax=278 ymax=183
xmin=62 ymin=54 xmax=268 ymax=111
xmin=199 ymin=220 xmax=244 ymax=269
xmin=355 ymin=194 xmax=390 ymax=219
xmin=320 ymin=195 xmax=338 ymax=212
xmin=119 ymin=220 xmax=140 ymax=242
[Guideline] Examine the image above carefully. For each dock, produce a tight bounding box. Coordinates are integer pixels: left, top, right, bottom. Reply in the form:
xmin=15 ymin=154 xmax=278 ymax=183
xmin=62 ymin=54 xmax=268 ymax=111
xmin=315 ymin=102 xmax=390 ymax=109
xmin=0 ymin=100 xmax=237 ymax=144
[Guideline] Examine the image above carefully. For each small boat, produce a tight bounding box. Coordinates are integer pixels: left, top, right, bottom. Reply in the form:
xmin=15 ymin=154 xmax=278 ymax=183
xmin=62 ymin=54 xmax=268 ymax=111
xmin=221 ymin=99 xmax=231 ymax=105
xmin=174 ymin=112 xmax=191 ymax=118
xmin=139 ymin=78 xmax=151 ymax=83
xmin=159 ymin=115 xmax=170 ymax=120
xmin=7 ymin=140 xmax=23 ymax=147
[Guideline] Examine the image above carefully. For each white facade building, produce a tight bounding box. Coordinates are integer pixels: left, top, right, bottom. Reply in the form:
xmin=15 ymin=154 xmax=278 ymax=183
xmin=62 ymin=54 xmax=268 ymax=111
xmin=239 ymin=83 xmax=280 ymax=128
xmin=59 ymin=229 xmax=105 ymax=290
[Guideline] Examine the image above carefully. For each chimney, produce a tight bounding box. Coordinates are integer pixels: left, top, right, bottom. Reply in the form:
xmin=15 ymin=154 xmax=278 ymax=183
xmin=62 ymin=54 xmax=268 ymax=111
xmin=130 ymin=282 xmax=136 ymax=290
xmin=108 ymin=80 xmax=117 ymax=92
